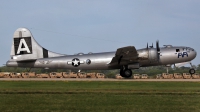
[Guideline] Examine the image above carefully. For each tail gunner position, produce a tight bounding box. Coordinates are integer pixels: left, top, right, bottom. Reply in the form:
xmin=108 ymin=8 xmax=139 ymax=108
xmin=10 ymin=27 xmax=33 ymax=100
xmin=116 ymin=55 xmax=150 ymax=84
xmin=6 ymin=28 xmax=197 ymax=78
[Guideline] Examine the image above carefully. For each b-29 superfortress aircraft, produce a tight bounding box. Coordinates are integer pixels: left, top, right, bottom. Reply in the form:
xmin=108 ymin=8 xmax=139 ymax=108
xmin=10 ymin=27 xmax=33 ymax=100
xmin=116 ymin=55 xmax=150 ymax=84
xmin=6 ymin=28 xmax=197 ymax=78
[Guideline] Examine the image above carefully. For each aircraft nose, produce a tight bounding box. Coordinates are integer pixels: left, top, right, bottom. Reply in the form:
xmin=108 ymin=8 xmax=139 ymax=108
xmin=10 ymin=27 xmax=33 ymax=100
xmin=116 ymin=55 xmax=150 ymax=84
xmin=191 ymin=48 xmax=197 ymax=59
xmin=194 ymin=49 xmax=197 ymax=58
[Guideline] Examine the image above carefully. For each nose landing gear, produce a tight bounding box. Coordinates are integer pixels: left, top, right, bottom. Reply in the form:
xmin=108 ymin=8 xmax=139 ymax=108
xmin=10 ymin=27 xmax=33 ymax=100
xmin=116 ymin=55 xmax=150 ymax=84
xmin=189 ymin=68 xmax=195 ymax=74
xmin=189 ymin=62 xmax=196 ymax=74
xmin=120 ymin=66 xmax=132 ymax=78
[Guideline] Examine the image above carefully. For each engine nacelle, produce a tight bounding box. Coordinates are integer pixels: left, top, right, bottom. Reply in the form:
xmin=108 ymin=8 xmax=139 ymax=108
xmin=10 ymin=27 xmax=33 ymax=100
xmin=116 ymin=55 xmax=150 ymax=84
xmin=148 ymin=48 xmax=159 ymax=63
xmin=137 ymin=48 xmax=159 ymax=63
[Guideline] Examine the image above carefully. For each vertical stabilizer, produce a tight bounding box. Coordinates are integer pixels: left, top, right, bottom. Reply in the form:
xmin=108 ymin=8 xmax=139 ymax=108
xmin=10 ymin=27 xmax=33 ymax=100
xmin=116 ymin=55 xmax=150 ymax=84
xmin=10 ymin=28 xmax=65 ymax=61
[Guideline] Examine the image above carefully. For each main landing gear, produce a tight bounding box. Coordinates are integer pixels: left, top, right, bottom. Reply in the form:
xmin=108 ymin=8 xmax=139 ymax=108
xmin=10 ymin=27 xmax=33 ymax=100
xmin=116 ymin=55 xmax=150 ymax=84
xmin=189 ymin=62 xmax=195 ymax=74
xmin=120 ymin=66 xmax=132 ymax=78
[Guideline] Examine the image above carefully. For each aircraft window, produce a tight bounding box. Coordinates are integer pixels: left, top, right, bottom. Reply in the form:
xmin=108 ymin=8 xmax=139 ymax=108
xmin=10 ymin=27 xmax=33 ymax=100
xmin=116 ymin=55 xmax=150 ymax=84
xmin=176 ymin=49 xmax=180 ymax=52
xmin=188 ymin=48 xmax=193 ymax=51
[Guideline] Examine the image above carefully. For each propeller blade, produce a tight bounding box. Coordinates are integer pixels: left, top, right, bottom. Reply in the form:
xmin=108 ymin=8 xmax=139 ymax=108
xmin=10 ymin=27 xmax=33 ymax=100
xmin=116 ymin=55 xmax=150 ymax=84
xmin=156 ymin=40 xmax=160 ymax=52
xmin=156 ymin=40 xmax=161 ymax=62
xmin=152 ymin=43 xmax=153 ymax=48
xmin=146 ymin=43 xmax=148 ymax=49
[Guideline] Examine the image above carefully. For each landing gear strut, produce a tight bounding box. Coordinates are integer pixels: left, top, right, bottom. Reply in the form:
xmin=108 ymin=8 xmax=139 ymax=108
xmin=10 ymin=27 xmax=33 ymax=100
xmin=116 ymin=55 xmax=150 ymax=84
xmin=120 ymin=66 xmax=132 ymax=78
xmin=189 ymin=62 xmax=195 ymax=74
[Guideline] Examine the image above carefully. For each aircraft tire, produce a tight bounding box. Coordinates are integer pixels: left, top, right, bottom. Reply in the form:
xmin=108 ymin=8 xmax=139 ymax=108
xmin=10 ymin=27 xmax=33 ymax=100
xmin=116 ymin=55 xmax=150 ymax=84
xmin=120 ymin=69 xmax=125 ymax=77
xmin=189 ymin=69 xmax=195 ymax=74
xmin=120 ymin=69 xmax=132 ymax=78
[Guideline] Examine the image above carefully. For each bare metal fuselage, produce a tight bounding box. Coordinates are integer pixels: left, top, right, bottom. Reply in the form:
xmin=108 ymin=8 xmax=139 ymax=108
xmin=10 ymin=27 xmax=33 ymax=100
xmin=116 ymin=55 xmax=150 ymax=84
xmin=6 ymin=27 xmax=197 ymax=77
xmin=7 ymin=46 xmax=196 ymax=70
xmin=6 ymin=28 xmax=196 ymax=78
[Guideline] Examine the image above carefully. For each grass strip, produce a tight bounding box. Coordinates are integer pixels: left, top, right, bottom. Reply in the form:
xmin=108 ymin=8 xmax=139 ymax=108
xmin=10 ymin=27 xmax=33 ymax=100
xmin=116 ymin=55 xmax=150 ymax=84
xmin=0 ymin=81 xmax=199 ymax=112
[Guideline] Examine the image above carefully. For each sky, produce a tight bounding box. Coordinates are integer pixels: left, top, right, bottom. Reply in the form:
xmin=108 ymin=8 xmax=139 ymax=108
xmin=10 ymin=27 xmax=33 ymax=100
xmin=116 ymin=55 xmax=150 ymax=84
xmin=0 ymin=0 xmax=200 ymax=66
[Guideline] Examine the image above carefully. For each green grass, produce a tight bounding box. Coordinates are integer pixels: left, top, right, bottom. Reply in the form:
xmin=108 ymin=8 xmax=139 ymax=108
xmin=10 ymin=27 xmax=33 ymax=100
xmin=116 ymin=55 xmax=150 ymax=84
xmin=0 ymin=81 xmax=200 ymax=112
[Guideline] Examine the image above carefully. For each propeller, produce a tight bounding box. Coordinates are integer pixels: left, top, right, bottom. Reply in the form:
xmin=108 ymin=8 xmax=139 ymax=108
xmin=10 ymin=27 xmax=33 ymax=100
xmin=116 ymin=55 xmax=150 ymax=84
xmin=146 ymin=41 xmax=161 ymax=62
xmin=147 ymin=43 xmax=154 ymax=48
xmin=156 ymin=40 xmax=161 ymax=61
xmin=156 ymin=40 xmax=160 ymax=52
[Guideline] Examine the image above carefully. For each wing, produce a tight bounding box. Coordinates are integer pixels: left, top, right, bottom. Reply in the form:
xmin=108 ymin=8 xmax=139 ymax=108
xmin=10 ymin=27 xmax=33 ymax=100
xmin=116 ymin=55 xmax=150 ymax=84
xmin=110 ymin=46 xmax=138 ymax=65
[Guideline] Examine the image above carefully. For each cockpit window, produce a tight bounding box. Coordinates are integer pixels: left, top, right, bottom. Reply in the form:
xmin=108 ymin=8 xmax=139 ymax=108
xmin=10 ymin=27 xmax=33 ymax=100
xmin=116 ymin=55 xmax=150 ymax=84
xmin=176 ymin=49 xmax=180 ymax=52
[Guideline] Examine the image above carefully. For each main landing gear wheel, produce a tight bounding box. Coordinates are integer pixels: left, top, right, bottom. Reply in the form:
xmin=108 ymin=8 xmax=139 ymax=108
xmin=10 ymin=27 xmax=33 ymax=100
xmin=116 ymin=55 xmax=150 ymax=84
xmin=120 ymin=69 xmax=132 ymax=78
xmin=189 ymin=69 xmax=195 ymax=74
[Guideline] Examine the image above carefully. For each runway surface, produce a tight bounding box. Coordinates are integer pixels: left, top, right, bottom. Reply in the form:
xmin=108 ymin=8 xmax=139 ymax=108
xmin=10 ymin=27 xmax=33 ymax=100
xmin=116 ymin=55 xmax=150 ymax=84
xmin=0 ymin=78 xmax=200 ymax=81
